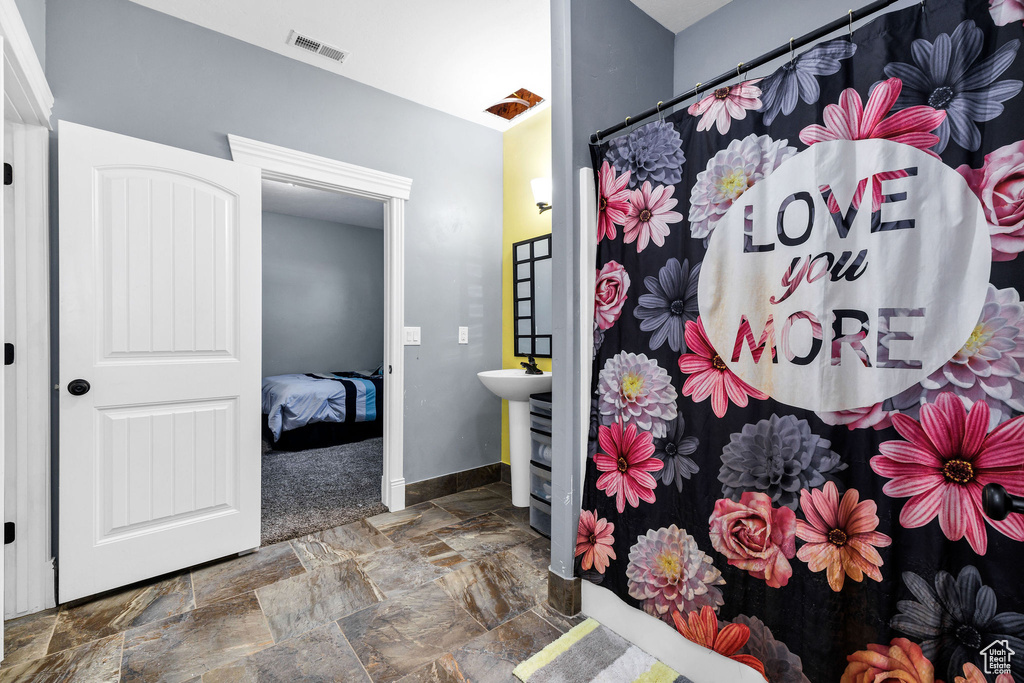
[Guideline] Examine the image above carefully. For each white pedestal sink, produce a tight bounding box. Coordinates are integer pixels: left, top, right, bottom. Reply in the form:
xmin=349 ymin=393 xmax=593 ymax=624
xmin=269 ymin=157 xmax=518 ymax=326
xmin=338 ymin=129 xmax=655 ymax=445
xmin=478 ymin=369 xmax=553 ymax=507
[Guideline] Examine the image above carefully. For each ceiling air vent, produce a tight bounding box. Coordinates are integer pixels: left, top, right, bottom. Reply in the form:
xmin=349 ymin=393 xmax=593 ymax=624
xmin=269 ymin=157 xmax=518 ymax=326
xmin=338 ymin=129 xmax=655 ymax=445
xmin=286 ymin=30 xmax=349 ymax=64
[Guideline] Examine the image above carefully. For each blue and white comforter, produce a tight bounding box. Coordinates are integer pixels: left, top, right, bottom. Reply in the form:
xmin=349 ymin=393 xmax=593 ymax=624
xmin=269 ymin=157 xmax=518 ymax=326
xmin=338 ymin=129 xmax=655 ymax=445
xmin=263 ymin=372 xmax=381 ymax=441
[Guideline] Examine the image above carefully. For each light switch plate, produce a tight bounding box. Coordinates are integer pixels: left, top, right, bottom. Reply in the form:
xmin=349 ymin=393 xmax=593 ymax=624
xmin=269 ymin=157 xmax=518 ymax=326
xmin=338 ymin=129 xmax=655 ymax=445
xmin=458 ymin=326 xmax=469 ymax=344
xmin=404 ymin=327 xmax=421 ymax=346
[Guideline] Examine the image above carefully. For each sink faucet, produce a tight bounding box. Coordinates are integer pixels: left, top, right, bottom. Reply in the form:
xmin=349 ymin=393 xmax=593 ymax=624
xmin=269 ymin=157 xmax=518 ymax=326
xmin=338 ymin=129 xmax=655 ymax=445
xmin=521 ymin=356 xmax=543 ymax=375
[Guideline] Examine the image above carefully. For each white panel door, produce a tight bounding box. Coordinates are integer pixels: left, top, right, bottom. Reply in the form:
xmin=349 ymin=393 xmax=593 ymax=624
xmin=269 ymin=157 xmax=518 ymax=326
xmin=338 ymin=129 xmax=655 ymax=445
xmin=58 ymin=121 xmax=261 ymax=602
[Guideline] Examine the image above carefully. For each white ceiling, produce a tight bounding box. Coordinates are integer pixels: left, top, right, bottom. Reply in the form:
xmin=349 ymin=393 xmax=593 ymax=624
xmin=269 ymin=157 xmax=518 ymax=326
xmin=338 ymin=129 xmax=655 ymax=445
xmin=629 ymin=0 xmax=733 ymax=33
xmin=262 ymin=179 xmax=384 ymax=230
xmin=127 ymin=0 xmax=551 ymax=131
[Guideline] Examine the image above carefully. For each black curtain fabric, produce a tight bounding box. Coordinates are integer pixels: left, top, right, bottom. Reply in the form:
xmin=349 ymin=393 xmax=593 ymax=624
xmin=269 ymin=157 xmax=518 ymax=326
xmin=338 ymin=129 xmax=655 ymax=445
xmin=583 ymin=1 xmax=1024 ymax=681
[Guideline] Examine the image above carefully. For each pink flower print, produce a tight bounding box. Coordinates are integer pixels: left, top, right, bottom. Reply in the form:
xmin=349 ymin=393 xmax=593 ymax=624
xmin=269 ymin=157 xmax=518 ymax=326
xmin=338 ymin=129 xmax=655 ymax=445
xmin=795 ymin=482 xmax=892 ymax=592
xmin=958 ymin=141 xmax=1024 ymax=262
xmin=597 ymin=161 xmax=631 ymax=242
xmin=623 ymin=181 xmax=682 ymax=252
xmin=799 ymin=78 xmax=947 ymax=157
xmin=708 ymin=492 xmax=797 ymax=589
xmin=678 ymin=317 xmax=768 ymax=418
xmin=594 ymin=421 xmax=663 ymax=513
xmin=594 ymin=260 xmax=630 ymax=331
xmin=817 ymin=403 xmax=895 ymax=431
xmin=688 ymin=79 xmax=763 ymax=135
xmin=841 ymin=638 xmax=934 ymax=683
xmin=956 ymin=661 xmax=1014 ymax=683
xmin=576 ymin=510 xmax=616 ymax=574
xmin=989 ymin=0 xmax=1024 ymax=26
xmin=625 ymin=525 xmax=724 ymax=622
xmin=871 ymin=392 xmax=1024 ymax=554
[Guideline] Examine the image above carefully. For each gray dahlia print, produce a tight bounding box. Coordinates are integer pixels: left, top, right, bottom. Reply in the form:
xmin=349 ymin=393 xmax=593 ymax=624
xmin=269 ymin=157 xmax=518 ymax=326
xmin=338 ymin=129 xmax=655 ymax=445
xmin=718 ymin=414 xmax=847 ymax=509
xmin=606 ymin=120 xmax=686 ymax=189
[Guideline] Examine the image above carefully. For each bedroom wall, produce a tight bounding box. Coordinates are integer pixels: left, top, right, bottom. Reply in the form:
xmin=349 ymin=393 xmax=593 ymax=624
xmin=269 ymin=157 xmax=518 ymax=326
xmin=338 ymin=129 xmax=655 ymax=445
xmin=14 ymin=0 xmax=45 ymax=70
xmin=45 ymin=0 xmax=504 ymax=487
xmin=672 ymin=0 xmax=921 ymax=96
xmin=262 ymin=212 xmax=384 ymax=378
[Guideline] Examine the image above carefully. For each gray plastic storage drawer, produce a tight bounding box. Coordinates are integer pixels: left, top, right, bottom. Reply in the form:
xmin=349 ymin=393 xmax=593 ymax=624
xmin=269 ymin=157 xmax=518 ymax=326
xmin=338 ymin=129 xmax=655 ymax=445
xmin=529 ymin=392 xmax=552 ymax=418
xmin=530 ymin=413 xmax=552 ymax=434
xmin=530 ymin=430 xmax=552 ymax=466
xmin=530 ymin=461 xmax=552 ymax=502
xmin=530 ymin=495 xmax=551 ymax=538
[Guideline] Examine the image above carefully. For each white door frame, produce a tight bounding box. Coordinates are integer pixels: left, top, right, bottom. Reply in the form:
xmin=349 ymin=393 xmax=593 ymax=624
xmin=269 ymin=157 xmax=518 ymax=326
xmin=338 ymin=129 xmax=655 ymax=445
xmin=4 ymin=122 xmax=52 ymax=618
xmin=0 ymin=0 xmax=55 ymax=619
xmin=228 ymin=135 xmax=410 ymax=511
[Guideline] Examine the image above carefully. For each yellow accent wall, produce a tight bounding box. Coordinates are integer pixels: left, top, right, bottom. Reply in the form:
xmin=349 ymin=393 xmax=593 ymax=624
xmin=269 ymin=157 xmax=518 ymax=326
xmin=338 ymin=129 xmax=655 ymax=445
xmin=502 ymin=107 xmax=552 ymax=465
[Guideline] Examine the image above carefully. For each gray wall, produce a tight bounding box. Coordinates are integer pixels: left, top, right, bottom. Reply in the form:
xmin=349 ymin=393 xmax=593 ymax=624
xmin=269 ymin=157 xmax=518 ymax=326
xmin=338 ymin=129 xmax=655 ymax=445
xmin=570 ymin=1 xmax=675 ymax=179
xmin=262 ymin=212 xmax=384 ymax=378
xmin=673 ymin=0 xmax=920 ymax=95
xmin=548 ymin=0 xmax=674 ymax=578
xmin=14 ymin=0 xmax=44 ymax=70
xmin=46 ymin=0 xmax=504 ymax=484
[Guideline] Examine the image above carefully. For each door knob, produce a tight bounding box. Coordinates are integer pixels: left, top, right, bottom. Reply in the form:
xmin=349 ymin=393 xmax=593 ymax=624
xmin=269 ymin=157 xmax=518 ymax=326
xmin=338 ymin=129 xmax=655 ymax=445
xmin=67 ymin=379 xmax=91 ymax=396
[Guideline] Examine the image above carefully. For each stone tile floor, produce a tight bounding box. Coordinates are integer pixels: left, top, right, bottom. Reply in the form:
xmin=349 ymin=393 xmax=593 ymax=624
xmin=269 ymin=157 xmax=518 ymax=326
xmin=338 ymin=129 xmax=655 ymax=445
xmin=0 ymin=481 xmax=583 ymax=682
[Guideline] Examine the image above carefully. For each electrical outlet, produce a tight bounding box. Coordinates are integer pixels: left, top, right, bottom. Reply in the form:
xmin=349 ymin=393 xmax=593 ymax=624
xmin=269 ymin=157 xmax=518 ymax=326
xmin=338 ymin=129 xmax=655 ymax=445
xmin=404 ymin=327 xmax=421 ymax=345
xmin=458 ymin=327 xmax=469 ymax=344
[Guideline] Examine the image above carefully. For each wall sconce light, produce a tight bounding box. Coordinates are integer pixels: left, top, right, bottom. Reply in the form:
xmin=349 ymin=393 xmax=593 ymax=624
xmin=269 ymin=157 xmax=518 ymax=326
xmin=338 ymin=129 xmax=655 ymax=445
xmin=531 ymin=177 xmax=552 ymax=214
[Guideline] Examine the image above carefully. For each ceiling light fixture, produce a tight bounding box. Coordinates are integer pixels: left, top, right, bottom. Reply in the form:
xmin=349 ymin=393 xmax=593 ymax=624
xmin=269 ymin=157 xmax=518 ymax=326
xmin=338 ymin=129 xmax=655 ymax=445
xmin=485 ymin=88 xmax=545 ymax=122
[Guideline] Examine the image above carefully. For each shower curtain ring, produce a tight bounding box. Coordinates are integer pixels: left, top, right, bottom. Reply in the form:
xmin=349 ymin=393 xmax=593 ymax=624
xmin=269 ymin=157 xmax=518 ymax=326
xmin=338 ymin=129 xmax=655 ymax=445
xmin=848 ymin=9 xmax=854 ymax=38
xmin=789 ymin=38 xmax=795 ymax=64
xmin=696 ymin=82 xmax=702 ymax=98
xmin=737 ymin=62 xmax=744 ymax=80
xmin=656 ymin=101 xmax=664 ymax=122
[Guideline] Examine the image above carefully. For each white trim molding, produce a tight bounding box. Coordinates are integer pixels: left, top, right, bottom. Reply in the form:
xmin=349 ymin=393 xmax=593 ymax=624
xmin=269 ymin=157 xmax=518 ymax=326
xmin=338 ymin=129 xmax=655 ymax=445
xmin=383 ymin=197 xmax=406 ymax=510
xmin=228 ymin=135 xmax=411 ymax=511
xmin=3 ymin=122 xmax=53 ymax=618
xmin=578 ymin=168 xmax=596 ymax=490
xmin=0 ymin=0 xmax=52 ymax=128
xmin=227 ymin=135 xmax=412 ymax=202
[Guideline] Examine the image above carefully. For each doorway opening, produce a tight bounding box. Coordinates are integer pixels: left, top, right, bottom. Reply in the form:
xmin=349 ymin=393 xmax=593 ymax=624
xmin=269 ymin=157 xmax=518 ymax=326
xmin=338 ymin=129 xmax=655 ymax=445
xmin=228 ymin=135 xmax=411 ymax=528
xmin=259 ymin=180 xmax=387 ymax=544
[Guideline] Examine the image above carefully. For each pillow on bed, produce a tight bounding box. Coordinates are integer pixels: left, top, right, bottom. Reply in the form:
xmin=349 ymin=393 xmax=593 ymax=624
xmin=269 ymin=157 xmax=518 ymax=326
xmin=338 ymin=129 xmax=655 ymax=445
xmin=351 ymin=363 xmax=384 ymax=377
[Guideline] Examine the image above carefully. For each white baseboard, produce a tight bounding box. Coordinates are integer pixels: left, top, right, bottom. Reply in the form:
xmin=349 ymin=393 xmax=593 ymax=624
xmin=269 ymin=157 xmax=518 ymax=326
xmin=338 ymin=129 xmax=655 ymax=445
xmin=384 ymin=477 xmax=405 ymax=512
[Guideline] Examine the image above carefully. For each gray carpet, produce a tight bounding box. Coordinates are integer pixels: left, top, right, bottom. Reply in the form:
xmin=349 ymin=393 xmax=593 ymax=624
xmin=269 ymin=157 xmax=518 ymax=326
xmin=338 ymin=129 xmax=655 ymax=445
xmin=261 ymin=436 xmax=389 ymax=546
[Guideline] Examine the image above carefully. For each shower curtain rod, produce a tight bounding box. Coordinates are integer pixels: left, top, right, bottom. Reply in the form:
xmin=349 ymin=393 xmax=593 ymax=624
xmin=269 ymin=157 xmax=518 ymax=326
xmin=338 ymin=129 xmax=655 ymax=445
xmin=590 ymin=0 xmax=905 ymax=145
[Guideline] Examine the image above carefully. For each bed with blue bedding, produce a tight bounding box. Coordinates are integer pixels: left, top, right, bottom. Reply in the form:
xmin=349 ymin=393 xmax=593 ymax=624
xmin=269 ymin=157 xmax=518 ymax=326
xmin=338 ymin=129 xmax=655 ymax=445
xmin=262 ymin=371 xmax=384 ymax=451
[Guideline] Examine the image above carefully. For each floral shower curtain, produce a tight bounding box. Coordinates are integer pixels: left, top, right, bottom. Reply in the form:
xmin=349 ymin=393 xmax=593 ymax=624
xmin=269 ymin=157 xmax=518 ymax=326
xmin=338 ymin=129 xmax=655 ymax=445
xmin=582 ymin=0 xmax=1024 ymax=681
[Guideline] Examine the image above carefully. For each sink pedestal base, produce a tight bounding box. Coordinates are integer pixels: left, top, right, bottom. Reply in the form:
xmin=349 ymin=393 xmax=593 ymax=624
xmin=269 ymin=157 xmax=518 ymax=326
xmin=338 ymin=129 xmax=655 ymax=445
xmin=477 ymin=369 xmax=551 ymax=509
xmin=508 ymin=399 xmax=531 ymax=508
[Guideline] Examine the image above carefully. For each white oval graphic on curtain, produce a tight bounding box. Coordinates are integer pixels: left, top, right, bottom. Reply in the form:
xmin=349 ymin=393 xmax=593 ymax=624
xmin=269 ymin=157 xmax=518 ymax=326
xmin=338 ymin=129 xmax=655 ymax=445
xmin=697 ymin=139 xmax=991 ymax=413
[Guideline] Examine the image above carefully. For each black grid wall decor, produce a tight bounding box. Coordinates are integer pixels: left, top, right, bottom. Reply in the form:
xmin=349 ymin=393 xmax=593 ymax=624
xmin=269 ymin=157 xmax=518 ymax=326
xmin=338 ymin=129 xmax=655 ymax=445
xmin=512 ymin=233 xmax=552 ymax=358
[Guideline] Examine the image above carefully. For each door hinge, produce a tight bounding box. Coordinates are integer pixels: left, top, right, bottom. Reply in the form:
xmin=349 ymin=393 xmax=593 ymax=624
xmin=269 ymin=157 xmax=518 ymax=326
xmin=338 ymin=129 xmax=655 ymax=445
xmin=4 ymin=342 xmax=12 ymax=365
xmin=4 ymin=522 xmax=14 ymax=544
xmin=3 ymin=163 xmax=11 ymax=186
